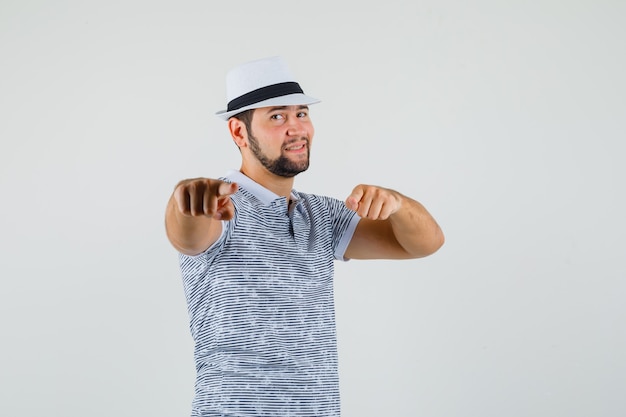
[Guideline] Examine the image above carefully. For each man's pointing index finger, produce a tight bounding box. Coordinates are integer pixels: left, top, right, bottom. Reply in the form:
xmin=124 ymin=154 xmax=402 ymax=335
xmin=217 ymin=181 xmax=238 ymax=197
xmin=345 ymin=185 xmax=364 ymax=211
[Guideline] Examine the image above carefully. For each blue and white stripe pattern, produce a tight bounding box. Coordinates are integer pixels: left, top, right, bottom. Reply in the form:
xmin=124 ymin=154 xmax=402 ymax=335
xmin=179 ymin=170 xmax=360 ymax=417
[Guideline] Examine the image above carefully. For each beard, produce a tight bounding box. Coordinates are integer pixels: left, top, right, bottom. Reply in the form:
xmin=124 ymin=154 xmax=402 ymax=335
xmin=247 ymin=131 xmax=310 ymax=178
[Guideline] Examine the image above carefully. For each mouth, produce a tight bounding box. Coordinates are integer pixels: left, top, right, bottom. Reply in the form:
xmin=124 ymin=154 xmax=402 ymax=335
xmin=283 ymin=140 xmax=308 ymax=153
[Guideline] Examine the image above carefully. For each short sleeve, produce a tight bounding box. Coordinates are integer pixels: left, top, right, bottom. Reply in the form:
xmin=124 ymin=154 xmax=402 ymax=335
xmin=320 ymin=196 xmax=360 ymax=261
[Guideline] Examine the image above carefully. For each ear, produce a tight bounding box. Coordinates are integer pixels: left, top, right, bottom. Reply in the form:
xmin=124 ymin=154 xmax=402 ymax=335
xmin=228 ymin=118 xmax=247 ymax=148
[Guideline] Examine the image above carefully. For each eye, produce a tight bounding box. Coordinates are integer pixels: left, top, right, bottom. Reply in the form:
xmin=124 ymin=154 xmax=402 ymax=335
xmin=297 ymin=111 xmax=308 ymax=118
xmin=270 ymin=114 xmax=284 ymax=121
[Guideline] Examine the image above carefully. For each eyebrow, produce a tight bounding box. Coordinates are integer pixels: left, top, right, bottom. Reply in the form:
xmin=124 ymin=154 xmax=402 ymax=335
xmin=264 ymin=105 xmax=309 ymax=114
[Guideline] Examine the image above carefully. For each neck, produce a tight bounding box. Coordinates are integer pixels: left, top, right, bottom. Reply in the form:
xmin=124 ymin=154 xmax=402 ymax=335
xmin=240 ymin=165 xmax=295 ymax=199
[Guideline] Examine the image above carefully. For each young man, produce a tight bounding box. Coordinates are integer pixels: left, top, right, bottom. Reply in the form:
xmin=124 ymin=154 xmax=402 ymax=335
xmin=165 ymin=56 xmax=444 ymax=417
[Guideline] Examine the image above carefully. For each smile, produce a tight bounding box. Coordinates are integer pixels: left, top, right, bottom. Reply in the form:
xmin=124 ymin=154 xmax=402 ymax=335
xmin=284 ymin=141 xmax=308 ymax=152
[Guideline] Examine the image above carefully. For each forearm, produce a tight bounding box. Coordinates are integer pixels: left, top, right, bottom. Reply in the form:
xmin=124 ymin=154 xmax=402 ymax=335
xmin=388 ymin=193 xmax=444 ymax=258
xmin=345 ymin=186 xmax=444 ymax=260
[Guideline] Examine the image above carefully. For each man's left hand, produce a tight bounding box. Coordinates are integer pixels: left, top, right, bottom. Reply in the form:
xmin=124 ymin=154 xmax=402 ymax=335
xmin=345 ymin=185 xmax=402 ymax=220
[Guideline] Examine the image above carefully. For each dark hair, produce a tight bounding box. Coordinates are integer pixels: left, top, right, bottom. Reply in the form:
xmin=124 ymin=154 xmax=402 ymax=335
xmin=231 ymin=109 xmax=254 ymax=134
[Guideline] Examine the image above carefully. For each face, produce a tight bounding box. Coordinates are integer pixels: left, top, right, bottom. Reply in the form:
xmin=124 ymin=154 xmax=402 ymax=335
xmin=245 ymin=105 xmax=314 ymax=178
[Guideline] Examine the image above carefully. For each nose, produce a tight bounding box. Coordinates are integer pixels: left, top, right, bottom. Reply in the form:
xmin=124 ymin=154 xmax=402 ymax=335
xmin=286 ymin=117 xmax=307 ymax=137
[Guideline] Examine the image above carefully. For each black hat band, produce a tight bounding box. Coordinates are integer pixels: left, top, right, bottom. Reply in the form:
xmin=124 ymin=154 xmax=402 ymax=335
xmin=227 ymin=81 xmax=304 ymax=112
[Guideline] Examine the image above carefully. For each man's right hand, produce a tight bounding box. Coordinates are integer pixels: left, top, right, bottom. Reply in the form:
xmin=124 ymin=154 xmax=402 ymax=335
xmin=166 ymin=178 xmax=239 ymax=255
xmin=173 ymin=178 xmax=239 ymax=220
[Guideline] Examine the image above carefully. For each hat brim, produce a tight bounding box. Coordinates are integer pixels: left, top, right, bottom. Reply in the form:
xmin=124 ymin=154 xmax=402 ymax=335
xmin=215 ymin=93 xmax=320 ymax=121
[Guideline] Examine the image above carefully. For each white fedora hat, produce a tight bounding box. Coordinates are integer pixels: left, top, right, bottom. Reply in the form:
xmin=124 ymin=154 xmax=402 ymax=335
xmin=215 ymin=56 xmax=320 ymax=120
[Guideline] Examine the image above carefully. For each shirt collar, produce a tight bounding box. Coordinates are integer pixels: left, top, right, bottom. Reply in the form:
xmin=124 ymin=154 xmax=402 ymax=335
xmin=224 ymin=170 xmax=297 ymax=206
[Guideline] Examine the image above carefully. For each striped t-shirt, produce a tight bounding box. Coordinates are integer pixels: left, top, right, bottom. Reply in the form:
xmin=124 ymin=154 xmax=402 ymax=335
xmin=179 ymin=170 xmax=360 ymax=417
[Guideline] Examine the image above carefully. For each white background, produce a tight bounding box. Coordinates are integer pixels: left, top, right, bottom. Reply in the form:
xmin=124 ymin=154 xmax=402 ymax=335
xmin=1 ymin=1 xmax=624 ymax=416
